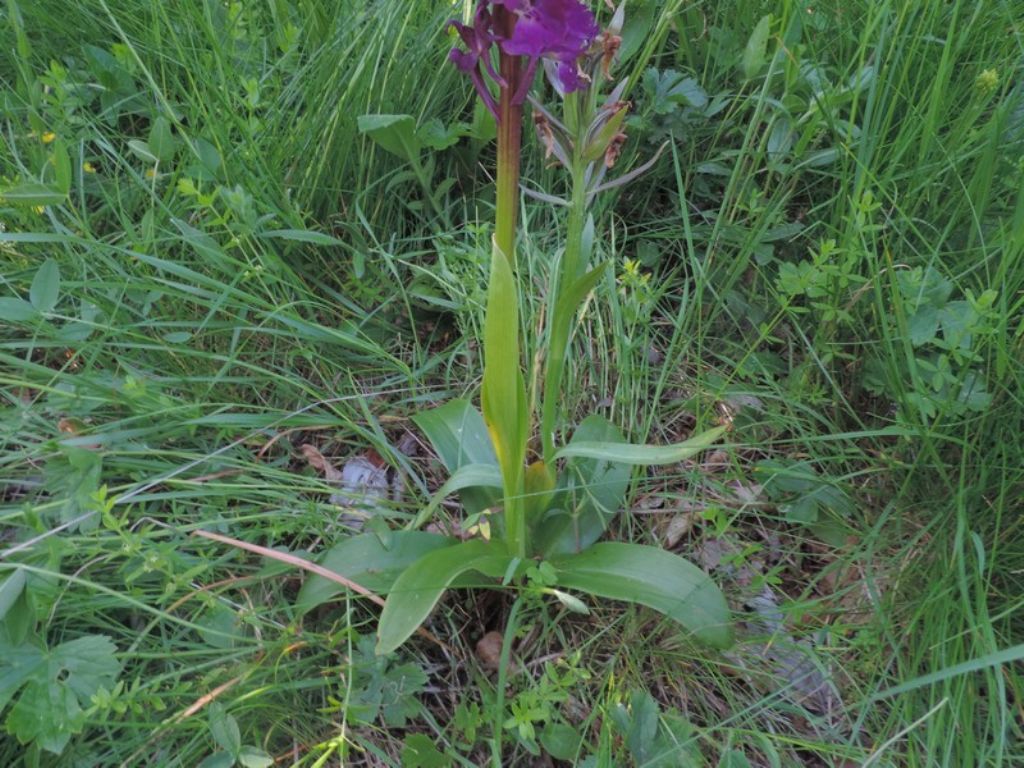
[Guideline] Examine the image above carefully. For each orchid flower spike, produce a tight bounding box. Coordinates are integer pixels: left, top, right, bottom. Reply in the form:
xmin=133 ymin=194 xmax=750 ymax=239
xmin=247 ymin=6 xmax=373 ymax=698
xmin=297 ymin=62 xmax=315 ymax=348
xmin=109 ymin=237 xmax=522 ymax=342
xmin=449 ymin=0 xmax=599 ymax=117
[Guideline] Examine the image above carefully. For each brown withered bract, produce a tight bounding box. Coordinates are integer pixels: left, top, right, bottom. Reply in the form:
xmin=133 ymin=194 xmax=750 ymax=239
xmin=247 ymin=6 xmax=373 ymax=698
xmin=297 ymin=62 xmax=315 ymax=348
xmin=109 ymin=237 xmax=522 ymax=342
xmin=605 ymin=131 xmax=628 ymax=168
xmin=533 ymin=111 xmax=558 ymax=162
xmin=599 ymin=31 xmax=622 ymax=78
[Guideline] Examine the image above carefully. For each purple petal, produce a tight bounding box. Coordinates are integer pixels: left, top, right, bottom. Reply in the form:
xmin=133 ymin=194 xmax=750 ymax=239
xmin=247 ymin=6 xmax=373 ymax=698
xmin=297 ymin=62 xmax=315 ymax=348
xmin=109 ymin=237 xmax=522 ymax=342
xmin=502 ymin=0 xmax=598 ymax=58
xmin=554 ymin=58 xmax=588 ymax=93
xmin=449 ymin=47 xmax=477 ymax=73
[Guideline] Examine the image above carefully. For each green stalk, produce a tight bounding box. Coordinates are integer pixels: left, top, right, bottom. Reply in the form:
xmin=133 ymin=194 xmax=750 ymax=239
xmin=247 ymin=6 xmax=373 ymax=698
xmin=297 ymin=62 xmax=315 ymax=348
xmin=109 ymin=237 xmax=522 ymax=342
xmin=494 ymin=38 xmax=523 ymax=265
xmin=490 ymin=594 xmax=525 ymax=767
xmin=540 ymin=162 xmax=588 ymax=464
xmin=482 ymin=6 xmax=528 ymax=558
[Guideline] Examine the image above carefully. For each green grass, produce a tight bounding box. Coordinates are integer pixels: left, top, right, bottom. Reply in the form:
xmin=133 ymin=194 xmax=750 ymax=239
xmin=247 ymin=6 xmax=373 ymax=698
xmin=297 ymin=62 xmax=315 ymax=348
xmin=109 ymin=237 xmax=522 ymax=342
xmin=1 ymin=0 xmax=1022 ymax=765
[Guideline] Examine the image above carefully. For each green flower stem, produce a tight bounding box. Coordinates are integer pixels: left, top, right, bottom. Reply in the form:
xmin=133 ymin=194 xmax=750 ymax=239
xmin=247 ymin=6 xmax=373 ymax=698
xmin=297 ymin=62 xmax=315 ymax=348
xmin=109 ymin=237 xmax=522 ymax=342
xmin=540 ymin=162 xmax=588 ymax=465
xmin=483 ymin=9 xmax=528 ymax=558
xmin=494 ymin=14 xmax=523 ymax=267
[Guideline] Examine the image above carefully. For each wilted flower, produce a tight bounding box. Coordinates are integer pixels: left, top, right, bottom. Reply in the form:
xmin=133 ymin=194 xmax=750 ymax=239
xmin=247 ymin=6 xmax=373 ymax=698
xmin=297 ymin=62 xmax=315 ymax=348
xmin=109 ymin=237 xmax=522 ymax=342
xmin=604 ymin=130 xmax=627 ymax=168
xmin=598 ymin=29 xmax=621 ymax=78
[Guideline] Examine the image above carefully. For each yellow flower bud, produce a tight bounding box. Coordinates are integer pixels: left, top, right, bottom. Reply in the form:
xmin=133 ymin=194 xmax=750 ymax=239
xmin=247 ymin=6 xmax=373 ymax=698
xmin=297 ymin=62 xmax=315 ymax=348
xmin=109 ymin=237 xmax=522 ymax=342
xmin=976 ymin=69 xmax=999 ymax=94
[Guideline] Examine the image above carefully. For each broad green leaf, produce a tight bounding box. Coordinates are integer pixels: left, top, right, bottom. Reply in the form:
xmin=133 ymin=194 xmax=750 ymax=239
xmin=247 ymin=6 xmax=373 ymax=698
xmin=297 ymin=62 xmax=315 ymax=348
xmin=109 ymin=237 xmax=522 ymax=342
xmin=552 ymin=542 xmax=732 ymax=648
xmin=0 ymin=634 xmax=121 ymax=754
xmin=4 ymin=589 xmax=32 ymax=646
xmin=537 ymin=414 xmax=630 ymax=557
xmin=415 ymin=400 xmax=497 ymax=469
xmin=0 ymin=182 xmax=66 ymax=206
xmin=238 ymin=746 xmax=273 ymax=768
xmin=417 ymin=118 xmax=465 ymax=151
xmin=719 ymin=750 xmax=753 ymax=768
xmin=127 ymin=139 xmax=158 ymax=164
xmin=0 ymin=569 xmax=26 ymax=621
xmin=357 ymin=114 xmax=420 ymax=163
xmin=481 ymin=240 xmax=529 ymax=553
xmin=540 ymin=722 xmax=581 ymax=761
xmin=401 ymin=733 xmax=451 ymax=767
xmin=376 ymin=539 xmax=513 ymax=654
xmin=148 ymin=116 xmax=176 ymax=163
xmin=197 ymin=752 xmax=236 ymax=768
xmin=209 ymin=702 xmax=241 ymax=755
xmin=553 ymin=426 xmax=727 ymax=465
xmin=295 ymin=531 xmax=456 ymax=613
xmin=0 ymin=298 xmax=39 ymax=322
xmin=618 ymin=0 xmax=655 ymax=63
xmin=30 ymin=259 xmax=60 ymax=313
xmin=411 ymin=463 xmax=503 ymax=529
xmin=193 ymin=137 xmax=223 ymax=179
xmin=413 ymin=399 xmax=499 ymax=517
xmin=621 ymin=690 xmax=659 ymax=763
xmin=742 ymin=14 xmax=772 ymax=80
xmin=908 ymin=305 xmax=940 ymax=346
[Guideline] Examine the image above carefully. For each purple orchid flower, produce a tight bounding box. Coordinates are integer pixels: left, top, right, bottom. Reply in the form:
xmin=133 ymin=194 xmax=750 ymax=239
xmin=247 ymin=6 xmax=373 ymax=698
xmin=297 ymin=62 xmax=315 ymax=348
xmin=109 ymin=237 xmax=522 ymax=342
xmin=449 ymin=0 xmax=598 ymax=117
xmin=500 ymin=0 xmax=599 ymax=94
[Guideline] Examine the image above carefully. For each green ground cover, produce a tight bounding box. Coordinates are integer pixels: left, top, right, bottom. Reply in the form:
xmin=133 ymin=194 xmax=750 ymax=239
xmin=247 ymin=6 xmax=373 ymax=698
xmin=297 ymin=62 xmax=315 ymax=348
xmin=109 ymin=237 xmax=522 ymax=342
xmin=1 ymin=0 xmax=1022 ymax=765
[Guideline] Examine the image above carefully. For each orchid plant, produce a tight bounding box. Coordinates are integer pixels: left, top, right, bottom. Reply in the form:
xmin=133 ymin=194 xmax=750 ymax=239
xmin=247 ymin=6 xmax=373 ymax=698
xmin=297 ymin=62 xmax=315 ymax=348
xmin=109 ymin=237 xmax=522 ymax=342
xmin=299 ymin=0 xmax=732 ymax=655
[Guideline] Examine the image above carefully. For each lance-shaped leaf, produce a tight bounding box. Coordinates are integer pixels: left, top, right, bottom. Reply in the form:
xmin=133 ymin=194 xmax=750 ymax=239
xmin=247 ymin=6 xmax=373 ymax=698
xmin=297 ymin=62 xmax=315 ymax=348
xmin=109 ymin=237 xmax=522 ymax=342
xmin=481 ymin=239 xmax=529 ymax=556
xmin=376 ymin=539 xmax=514 ymax=654
xmin=409 ymin=463 xmax=504 ymax=530
xmin=30 ymin=259 xmax=60 ymax=313
xmin=587 ymin=141 xmax=668 ymax=199
xmin=521 ymin=184 xmax=570 ymax=207
xmin=413 ymin=399 xmax=500 ymax=517
xmin=537 ymin=414 xmax=631 ymax=557
xmin=553 ymin=425 xmax=727 ymax=465
xmin=295 ymin=531 xmax=457 ymax=612
xmin=552 ymin=542 xmax=732 ymax=648
xmin=0 ymin=182 xmax=67 ymax=206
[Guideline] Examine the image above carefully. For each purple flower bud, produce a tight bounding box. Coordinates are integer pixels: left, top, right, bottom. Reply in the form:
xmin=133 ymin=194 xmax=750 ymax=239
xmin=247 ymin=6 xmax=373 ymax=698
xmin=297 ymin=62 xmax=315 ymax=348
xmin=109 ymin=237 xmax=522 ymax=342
xmin=447 ymin=5 xmax=505 ymax=118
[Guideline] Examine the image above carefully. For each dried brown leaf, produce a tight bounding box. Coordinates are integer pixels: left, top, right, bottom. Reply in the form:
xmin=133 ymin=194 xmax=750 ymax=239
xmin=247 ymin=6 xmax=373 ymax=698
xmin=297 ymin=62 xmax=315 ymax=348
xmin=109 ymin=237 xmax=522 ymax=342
xmin=664 ymin=513 xmax=695 ymax=547
xmin=301 ymin=444 xmax=343 ymax=483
